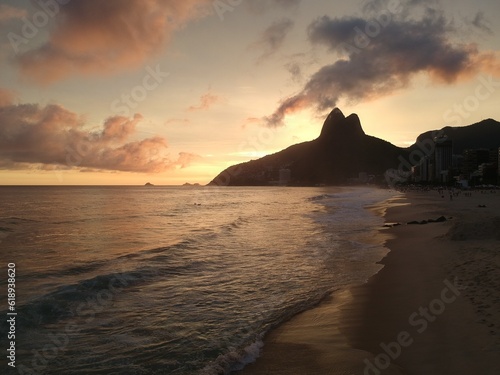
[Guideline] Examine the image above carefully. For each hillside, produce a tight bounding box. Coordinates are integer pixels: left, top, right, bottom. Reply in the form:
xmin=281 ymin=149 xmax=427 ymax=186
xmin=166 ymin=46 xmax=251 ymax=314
xmin=210 ymin=109 xmax=500 ymax=186
xmin=210 ymin=108 xmax=408 ymax=186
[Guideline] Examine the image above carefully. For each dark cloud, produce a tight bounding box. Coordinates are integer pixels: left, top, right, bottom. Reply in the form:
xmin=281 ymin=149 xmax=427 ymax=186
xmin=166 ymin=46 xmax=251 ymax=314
xmin=0 ymin=100 xmax=199 ymax=173
xmin=265 ymin=0 xmax=500 ymax=127
xmin=471 ymin=12 xmax=493 ymax=35
xmin=253 ymin=18 xmax=295 ymax=62
xmin=285 ymin=61 xmax=303 ymax=82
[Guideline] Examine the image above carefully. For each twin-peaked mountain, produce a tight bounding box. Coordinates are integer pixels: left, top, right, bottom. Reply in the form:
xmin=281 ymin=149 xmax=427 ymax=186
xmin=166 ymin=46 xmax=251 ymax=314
xmin=210 ymin=108 xmax=405 ymax=186
xmin=209 ymin=108 xmax=500 ymax=186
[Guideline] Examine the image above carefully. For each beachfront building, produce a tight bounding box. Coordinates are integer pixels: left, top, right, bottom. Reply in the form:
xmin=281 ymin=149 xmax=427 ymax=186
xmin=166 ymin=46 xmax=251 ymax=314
xmin=411 ymin=156 xmax=432 ymax=183
xmin=463 ymin=149 xmax=491 ymax=179
xmin=461 ymin=148 xmax=500 ymax=185
xmin=434 ymin=136 xmax=453 ymax=183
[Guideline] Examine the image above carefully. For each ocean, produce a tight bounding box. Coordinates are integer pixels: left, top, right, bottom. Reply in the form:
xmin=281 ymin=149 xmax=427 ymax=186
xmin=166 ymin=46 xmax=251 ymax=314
xmin=0 ymin=186 xmax=396 ymax=374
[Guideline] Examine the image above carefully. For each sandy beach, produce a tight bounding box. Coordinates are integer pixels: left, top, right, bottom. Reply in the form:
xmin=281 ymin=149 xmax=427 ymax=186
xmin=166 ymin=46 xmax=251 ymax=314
xmin=237 ymin=189 xmax=500 ymax=375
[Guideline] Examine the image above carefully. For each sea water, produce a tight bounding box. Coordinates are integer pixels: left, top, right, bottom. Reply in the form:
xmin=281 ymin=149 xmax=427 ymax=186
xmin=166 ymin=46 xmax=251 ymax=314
xmin=0 ymin=186 xmax=397 ymax=374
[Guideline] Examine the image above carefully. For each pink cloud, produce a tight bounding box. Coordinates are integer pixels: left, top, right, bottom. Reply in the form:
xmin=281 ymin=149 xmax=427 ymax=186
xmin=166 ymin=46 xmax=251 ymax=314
xmin=101 ymin=114 xmax=143 ymax=143
xmin=0 ymin=88 xmax=15 ymax=107
xmin=0 ymin=100 xmax=199 ymax=173
xmin=187 ymin=92 xmax=223 ymax=112
xmin=15 ymin=0 xmax=212 ymax=84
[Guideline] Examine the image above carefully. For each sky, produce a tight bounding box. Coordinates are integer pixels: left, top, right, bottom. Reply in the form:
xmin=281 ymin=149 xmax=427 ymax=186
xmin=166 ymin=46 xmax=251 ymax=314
xmin=0 ymin=0 xmax=499 ymax=185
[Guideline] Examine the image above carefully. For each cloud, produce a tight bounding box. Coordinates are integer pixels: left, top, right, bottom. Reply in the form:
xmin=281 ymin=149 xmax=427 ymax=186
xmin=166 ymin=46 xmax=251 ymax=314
xmin=285 ymin=61 xmax=303 ymax=82
xmin=246 ymin=0 xmax=301 ymax=14
xmin=0 ymin=88 xmax=15 ymax=107
xmin=471 ymin=12 xmax=493 ymax=35
xmin=187 ymin=92 xmax=223 ymax=112
xmin=14 ymin=0 xmax=212 ymax=84
xmin=176 ymin=152 xmax=202 ymax=168
xmin=253 ymin=18 xmax=294 ymax=62
xmin=265 ymin=0 xmax=500 ymax=127
xmin=0 ymin=4 xmax=27 ymax=21
xmin=0 ymin=101 xmax=199 ymax=173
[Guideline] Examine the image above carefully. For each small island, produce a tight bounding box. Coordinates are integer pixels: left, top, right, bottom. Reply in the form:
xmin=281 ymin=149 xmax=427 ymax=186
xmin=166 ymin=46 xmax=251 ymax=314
xmin=144 ymin=182 xmax=154 ymax=187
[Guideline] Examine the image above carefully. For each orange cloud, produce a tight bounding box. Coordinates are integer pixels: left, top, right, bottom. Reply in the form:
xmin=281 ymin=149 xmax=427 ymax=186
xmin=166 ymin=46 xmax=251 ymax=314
xmin=187 ymin=92 xmax=223 ymax=112
xmin=15 ymin=0 xmax=212 ymax=84
xmin=0 ymin=101 xmax=199 ymax=173
xmin=0 ymin=88 xmax=15 ymax=107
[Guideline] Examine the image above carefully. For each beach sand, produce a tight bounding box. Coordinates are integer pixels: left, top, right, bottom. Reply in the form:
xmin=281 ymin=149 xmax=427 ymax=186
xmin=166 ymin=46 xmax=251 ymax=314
xmin=237 ymin=190 xmax=500 ymax=375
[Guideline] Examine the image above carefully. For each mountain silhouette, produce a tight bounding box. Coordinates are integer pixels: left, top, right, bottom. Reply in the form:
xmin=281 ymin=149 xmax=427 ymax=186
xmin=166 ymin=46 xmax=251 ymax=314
xmin=410 ymin=119 xmax=500 ymax=155
xmin=210 ymin=108 xmax=407 ymax=186
xmin=209 ymin=109 xmax=500 ymax=186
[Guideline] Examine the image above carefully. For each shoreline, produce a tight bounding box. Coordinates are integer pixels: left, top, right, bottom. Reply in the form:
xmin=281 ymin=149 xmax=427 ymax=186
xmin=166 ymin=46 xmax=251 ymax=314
xmin=234 ymin=190 xmax=404 ymax=375
xmin=236 ymin=190 xmax=500 ymax=374
xmin=344 ymin=190 xmax=500 ymax=375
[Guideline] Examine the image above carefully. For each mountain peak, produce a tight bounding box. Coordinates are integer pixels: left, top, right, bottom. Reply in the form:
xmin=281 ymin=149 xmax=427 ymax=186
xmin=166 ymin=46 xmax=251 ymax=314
xmin=328 ymin=107 xmax=345 ymax=120
xmin=319 ymin=108 xmax=365 ymax=141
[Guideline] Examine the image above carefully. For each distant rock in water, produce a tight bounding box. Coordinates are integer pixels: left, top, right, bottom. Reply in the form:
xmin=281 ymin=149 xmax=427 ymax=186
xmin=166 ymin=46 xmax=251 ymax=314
xmin=145 ymin=182 xmax=154 ymax=186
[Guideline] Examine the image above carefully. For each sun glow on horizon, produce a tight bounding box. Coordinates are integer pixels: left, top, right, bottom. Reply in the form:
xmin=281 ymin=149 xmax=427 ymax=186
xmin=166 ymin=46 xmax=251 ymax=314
xmin=1 ymin=0 xmax=499 ymax=185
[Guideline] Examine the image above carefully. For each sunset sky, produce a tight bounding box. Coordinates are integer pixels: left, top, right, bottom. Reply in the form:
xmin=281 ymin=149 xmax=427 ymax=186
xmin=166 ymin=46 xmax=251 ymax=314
xmin=1 ymin=0 xmax=500 ymax=185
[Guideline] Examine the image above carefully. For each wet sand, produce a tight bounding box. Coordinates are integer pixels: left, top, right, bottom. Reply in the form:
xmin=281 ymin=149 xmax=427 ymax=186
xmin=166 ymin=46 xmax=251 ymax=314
xmin=237 ymin=190 xmax=500 ymax=375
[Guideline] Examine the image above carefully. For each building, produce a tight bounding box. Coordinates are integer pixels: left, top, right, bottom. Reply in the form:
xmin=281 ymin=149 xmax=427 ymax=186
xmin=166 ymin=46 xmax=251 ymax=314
xmin=434 ymin=136 xmax=453 ymax=183
xmin=462 ymin=149 xmax=491 ymax=179
xmin=412 ymin=156 xmax=431 ymax=183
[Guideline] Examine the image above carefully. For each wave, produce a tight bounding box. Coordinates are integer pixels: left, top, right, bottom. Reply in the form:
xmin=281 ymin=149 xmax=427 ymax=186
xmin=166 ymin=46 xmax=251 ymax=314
xmin=0 ymin=216 xmax=41 ymax=225
xmin=0 ymin=255 xmax=214 ymax=333
xmin=308 ymin=193 xmax=337 ymax=201
xmin=199 ymin=336 xmax=264 ymax=375
xmin=197 ymin=289 xmax=333 ymax=375
xmin=22 ymin=260 xmax=110 ymax=281
xmin=221 ymin=216 xmax=248 ymax=232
